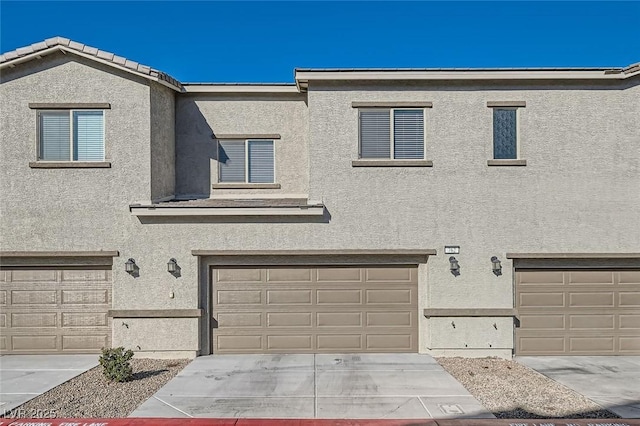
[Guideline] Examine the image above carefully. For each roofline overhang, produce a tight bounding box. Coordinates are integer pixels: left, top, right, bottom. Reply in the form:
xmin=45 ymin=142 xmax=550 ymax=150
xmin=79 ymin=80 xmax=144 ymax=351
xmin=294 ymin=67 xmax=640 ymax=91
xmin=0 ymin=45 xmax=183 ymax=92
xmin=182 ymin=84 xmax=300 ymax=94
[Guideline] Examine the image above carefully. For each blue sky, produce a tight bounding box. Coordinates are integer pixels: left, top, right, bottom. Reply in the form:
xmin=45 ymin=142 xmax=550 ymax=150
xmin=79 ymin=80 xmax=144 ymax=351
xmin=1 ymin=1 xmax=638 ymax=83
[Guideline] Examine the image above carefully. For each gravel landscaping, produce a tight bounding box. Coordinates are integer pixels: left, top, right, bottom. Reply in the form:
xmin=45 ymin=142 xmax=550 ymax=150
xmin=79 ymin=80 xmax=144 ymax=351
xmin=3 ymin=358 xmax=190 ymax=418
xmin=436 ymin=357 xmax=619 ymax=419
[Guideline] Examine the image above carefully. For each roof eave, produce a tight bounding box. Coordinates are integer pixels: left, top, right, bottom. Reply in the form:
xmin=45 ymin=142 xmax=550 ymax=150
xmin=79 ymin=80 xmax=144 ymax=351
xmin=0 ymin=45 xmax=183 ymax=92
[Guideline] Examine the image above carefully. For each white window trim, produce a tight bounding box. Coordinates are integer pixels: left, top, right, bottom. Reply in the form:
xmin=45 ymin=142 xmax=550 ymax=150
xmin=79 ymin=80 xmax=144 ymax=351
xmin=217 ymin=139 xmax=276 ymax=184
xmin=491 ymin=107 xmax=521 ymax=160
xmin=359 ymin=107 xmax=427 ymax=160
xmin=36 ymin=109 xmax=105 ymax=162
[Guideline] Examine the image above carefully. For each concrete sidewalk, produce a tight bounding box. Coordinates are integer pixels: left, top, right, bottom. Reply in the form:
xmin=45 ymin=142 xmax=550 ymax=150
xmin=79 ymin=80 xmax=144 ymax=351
xmin=0 ymin=354 xmax=98 ymax=415
xmin=517 ymin=356 xmax=640 ymax=418
xmin=132 ymin=353 xmax=494 ymax=419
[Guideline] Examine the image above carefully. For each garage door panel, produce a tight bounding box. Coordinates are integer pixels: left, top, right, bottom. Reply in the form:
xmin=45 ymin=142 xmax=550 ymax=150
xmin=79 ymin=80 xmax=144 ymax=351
xmin=569 ymin=314 xmax=614 ymax=330
xmin=267 ymin=312 xmax=312 ymax=327
xmin=317 ymin=312 xmax=362 ymax=327
xmin=267 ymin=268 xmax=313 ymax=283
xmin=217 ymin=268 xmax=262 ymax=283
xmin=569 ymin=271 xmax=614 ymax=285
xmin=268 ymin=335 xmax=312 ymax=350
xmin=11 ymin=290 xmax=57 ymax=305
xmin=518 ymin=271 xmax=564 ymax=285
xmin=317 ymin=268 xmax=362 ymax=282
xmin=267 ymin=289 xmax=312 ymax=305
xmin=62 ymin=289 xmax=109 ymax=305
xmin=11 ymin=312 xmax=57 ymax=328
xmin=212 ymin=266 xmax=418 ymax=354
xmin=0 ymin=290 xmax=6 ymax=305
xmin=569 ymin=337 xmax=614 ymax=352
xmin=519 ymin=292 xmax=564 ymax=307
xmin=12 ymin=335 xmax=58 ymax=351
xmin=569 ymin=292 xmax=614 ymax=307
xmin=317 ymin=289 xmax=361 ymax=304
xmin=10 ymin=270 xmax=57 ymax=282
xmin=1 ymin=266 xmax=112 ymax=354
xmin=620 ymin=271 xmax=640 ymax=284
xmin=516 ymin=269 xmax=640 ymax=355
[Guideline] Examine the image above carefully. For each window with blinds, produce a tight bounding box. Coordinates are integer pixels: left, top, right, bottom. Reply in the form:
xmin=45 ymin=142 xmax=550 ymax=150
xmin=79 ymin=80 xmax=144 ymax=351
xmin=218 ymin=139 xmax=275 ymax=183
xmin=38 ymin=110 xmax=105 ymax=161
xmin=359 ymin=109 xmax=425 ymax=159
xmin=493 ymin=109 xmax=517 ymax=159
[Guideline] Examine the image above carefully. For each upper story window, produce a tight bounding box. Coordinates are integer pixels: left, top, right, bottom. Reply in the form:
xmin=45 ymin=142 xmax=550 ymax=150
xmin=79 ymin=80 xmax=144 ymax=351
xmin=359 ymin=108 xmax=425 ymax=160
xmin=38 ymin=110 xmax=105 ymax=161
xmin=218 ymin=139 xmax=275 ymax=183
xmin=492 ymin=108 xmax=518 ymax=159
xmin=487 ymin=101 xmax=526 ymax=166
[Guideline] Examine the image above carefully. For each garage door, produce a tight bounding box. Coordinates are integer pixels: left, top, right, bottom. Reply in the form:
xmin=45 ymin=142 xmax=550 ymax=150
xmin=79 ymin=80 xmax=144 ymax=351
xmin=0 ymin=267 xmax=112 ymax=354
xmin=516 ymin=269 xmax=640 ymax=355
xmin=211 ymin=266 xmax=418 ymax=353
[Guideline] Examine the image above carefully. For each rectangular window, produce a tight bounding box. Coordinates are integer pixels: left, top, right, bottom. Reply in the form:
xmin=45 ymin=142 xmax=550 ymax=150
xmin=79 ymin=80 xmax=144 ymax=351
xmin=38 ymin=110 xmax=105 ymax=161
xmin=492 ymin=108 xmax=517 ymax=159
xmin=218 ymin=139 xmax=275 ymax=183
xmin=359 ymin=109 xmax=425 ymax=160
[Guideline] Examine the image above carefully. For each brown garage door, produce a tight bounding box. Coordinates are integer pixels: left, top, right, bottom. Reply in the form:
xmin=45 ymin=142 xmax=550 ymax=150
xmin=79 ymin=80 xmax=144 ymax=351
xmin=211 ymin=266 xmax=418 ymax=354
xmin=516 ymin=269 xmax=640 ymax=355
xmin=0 ymin=267 xmax=112 ymax=354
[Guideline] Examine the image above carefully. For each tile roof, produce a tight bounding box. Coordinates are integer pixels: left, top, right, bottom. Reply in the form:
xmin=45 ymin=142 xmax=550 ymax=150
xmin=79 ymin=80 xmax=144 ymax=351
xmin=0 ymin=36 xmax=182 ymax=90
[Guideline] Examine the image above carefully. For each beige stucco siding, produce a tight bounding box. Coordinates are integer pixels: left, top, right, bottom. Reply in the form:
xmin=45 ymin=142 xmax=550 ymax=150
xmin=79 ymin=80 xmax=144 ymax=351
xmin=150 ymin=82 xmax=176 ymax=201
xmin=175 ymin=94 xmax=309 ymax=197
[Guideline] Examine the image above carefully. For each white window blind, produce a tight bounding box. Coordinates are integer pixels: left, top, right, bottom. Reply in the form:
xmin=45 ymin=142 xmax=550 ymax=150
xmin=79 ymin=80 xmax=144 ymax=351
xmin=73 ymin=111 xmax=104 ymax=161
xmin=218 ymin=141 xmax=246 ymax=182
xmin=360 ymin=110 xmax=391 ymax=158
xmin=394 ymin=109 xmax=424 ymax=159
xmin=39 ymin=112 xmax=70 ymax=161
xmin=248 ymin=140 xmax=274 ymax=183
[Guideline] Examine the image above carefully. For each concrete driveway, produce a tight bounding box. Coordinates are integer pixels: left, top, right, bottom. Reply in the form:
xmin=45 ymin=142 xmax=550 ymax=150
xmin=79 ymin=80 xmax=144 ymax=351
xmin=0 ymin=354 xmax=98 ymax=415
xmin=518 ymin=356 xmax=640 ymax=418
xmin=132 ymin=353 xmax=493 ymax=419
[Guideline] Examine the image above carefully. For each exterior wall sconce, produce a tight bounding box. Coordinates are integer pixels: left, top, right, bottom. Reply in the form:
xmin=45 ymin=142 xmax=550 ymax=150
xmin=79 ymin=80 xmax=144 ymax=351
xmin=125 ymin=258 xmax=139 ymax=277
xmin=167 ymin=258 xmax=181 ymax=278
xmin=449 ymin=256 xmax=460 ymax=276
xmin=491 ymin=256 xmax=502 ymax=276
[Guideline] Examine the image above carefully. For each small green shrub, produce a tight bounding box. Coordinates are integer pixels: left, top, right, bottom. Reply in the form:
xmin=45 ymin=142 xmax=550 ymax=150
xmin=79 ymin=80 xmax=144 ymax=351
xmin=99 ymin=347 xmax=134 ymax=382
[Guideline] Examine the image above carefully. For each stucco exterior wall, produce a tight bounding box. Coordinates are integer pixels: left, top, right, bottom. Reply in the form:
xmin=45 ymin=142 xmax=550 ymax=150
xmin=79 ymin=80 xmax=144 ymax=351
xmin=2 ymin=53 xmax=637 ymax=358
xmin=175 ymin=93 xmax=309 ymax=198
xmin=306 ymin=79 xmax=640 ymax=354
xmin=149 ymin=82 xmax=176 ymax=201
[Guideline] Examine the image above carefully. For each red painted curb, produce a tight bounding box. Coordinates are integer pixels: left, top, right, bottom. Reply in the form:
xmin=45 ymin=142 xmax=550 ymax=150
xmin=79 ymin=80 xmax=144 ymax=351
xmin=0 ymin=419 xmax=638 ymax=426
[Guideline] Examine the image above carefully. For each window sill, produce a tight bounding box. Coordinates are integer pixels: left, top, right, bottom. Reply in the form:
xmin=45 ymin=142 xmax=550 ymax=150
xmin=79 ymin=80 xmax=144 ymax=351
xmin=29 ymin=161 xmax=111 ymax=169
xmin=212 ymin=183 xmax=281 ymax=189
xmin=352 ymin=159 xmax=433 ymax=167
xmin=487 ymin=159 xmax=527 ymax=167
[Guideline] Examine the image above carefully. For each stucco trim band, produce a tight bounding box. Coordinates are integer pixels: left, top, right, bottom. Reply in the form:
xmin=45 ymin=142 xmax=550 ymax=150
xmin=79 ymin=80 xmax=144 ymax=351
xmin=108 ymin=309 xmax=203 ymax=318
xmin=486 ymin=101 xmax=527 ymax=108
xmin=506 ymin=253 xmax=640 ymax=259
xmin=212 ymin=183 xmax=281 ymax=189
xmin=193 ymin=249 xmax=437 ymax=256
xmin=130 ymin=206 xmax=324 ymax=217
xmin=423 ymin=308 xmax=518 ymax=318
xmin=351 ymin=101 xmax=433 ymax=108
xmin=213 ymin=134 xmax=281 ymax=140
xmin=0 ymin=251 xmax=119 ymax=257
xmin=29 ymin=161 xmax=112 ymax=168
xmin=487 ymin=159 xmax=527 ymax=166
xmin=28 ymin=103 xmax=111 ymax=109
xmin=352 ymin=160 xmax=433 ymax=167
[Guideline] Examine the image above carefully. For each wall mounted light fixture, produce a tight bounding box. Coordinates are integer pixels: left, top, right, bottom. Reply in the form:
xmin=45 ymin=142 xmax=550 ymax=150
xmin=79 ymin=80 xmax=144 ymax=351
xmin=167 ymin=258 xmax=181 ymax=278
xmin=491 ymin=256 xmax=502 ymax=276
xmin=125 ymin=258 xmax=138 ymax=276
xmin=449 ymin=256 xmax=460 ymax=276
